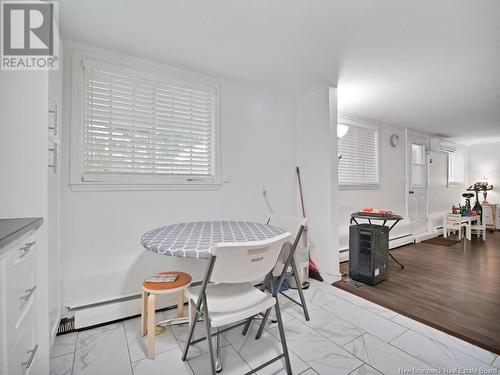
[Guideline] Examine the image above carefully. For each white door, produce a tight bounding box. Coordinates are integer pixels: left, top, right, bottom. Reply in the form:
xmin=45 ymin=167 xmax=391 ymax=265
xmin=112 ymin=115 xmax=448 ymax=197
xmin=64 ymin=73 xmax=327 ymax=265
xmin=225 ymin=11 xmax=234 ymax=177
xmin=407 ymin=134 xmax=428 ymax=235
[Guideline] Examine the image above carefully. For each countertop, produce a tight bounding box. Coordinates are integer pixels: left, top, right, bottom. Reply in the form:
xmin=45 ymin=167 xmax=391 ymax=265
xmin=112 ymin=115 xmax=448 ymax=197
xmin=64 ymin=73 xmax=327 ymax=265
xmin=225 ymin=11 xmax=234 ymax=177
xmin=0 ymin=217 xmax=43 ymax=256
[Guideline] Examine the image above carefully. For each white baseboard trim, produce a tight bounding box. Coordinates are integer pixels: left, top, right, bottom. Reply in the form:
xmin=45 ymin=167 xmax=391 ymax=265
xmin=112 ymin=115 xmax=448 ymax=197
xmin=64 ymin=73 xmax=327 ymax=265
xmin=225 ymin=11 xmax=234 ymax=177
xmin=414 ymin=231 xmax=437 ymax=243
xmin=389 ymin=233 xmax=415 ymax=248
xmin=318 ymin=271 xmax=342 ymax=284
xmin=73 ymin=292 xmax=180 ymax=329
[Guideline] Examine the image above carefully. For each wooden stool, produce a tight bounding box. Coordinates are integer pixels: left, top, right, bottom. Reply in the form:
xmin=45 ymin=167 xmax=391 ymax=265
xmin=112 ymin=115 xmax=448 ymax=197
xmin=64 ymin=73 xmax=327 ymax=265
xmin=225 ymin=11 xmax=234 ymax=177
xmin=141 ymin=271 xmax=192 ymax=359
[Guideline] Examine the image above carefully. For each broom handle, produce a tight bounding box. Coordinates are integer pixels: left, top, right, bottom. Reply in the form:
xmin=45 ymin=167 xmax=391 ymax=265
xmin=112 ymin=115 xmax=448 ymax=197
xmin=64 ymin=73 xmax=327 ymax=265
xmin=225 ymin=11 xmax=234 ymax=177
xmin=296 ymin=166 xmax=306 ymax=218
xmin=296 ymin=166 xmax=309 ymax=249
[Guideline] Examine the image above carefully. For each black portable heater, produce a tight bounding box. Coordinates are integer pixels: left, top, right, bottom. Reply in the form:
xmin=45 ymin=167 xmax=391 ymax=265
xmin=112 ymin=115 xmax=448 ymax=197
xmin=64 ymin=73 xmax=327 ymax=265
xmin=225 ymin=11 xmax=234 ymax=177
xmin=349 ymin=223 xmax=389 ymax=285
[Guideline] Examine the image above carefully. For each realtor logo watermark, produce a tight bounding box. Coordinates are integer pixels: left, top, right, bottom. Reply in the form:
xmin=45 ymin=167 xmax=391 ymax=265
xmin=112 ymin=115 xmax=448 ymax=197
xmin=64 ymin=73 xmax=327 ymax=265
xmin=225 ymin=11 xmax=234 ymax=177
xmin=1 ymin=0 xmax=59 ymax=70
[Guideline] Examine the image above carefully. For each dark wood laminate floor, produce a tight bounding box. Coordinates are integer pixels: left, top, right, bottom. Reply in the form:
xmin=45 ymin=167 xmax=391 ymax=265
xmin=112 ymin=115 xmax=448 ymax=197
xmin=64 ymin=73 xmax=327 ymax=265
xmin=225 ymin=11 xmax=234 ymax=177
xmin=334 ymin=231 xmax=500 ymax=354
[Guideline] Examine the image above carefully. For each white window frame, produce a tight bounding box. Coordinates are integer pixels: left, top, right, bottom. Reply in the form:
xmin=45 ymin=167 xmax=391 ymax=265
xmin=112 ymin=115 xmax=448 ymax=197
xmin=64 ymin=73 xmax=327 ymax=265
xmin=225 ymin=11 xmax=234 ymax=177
xmin=338 ymin=116 xmax=380 ymax=190
xmin=69 ymin=48 xmax=221 ymax=191
xmin=447 ymin=150 xmax=467 ymax=187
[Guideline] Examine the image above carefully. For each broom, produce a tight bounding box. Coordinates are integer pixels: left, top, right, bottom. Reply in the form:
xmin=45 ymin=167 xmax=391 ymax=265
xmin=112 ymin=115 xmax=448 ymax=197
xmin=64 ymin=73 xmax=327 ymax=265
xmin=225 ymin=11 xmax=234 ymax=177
xmin=296 ymin=166 xmax=323 ymax=282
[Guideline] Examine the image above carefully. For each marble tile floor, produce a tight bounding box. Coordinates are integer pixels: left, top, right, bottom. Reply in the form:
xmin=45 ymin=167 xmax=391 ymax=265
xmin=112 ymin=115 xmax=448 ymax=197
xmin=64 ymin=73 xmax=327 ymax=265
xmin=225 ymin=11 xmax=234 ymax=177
xmin=50 ymin=280 xmax=499 ymax=375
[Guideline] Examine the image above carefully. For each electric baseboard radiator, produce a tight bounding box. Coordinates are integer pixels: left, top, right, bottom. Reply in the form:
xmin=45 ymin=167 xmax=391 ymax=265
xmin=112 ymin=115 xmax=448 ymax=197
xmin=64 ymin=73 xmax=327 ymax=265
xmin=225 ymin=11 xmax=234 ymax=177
xmin=70 ymin=292 xmax=179 ymax=329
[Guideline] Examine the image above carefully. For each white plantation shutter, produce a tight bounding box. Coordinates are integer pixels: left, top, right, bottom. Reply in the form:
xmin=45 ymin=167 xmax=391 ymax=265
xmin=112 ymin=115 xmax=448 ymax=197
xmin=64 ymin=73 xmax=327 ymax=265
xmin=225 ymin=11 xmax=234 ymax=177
xmin=81 ymin=60 xmax=217 ymax=183
xmin=338 ymin=120 xmax=379 ymax=186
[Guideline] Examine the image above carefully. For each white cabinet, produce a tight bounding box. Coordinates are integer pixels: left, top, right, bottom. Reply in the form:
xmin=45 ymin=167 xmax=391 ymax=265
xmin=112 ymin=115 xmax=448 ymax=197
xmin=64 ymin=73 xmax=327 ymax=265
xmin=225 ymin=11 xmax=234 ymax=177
xmin=497 ymin=205 xmax=500 ymax=230
xmin=482 ymin=203 xmax=497 ymax=231
xmin=1 ymin=30 xmax=53 ymax=374
xmin=6 ymin=247 xmax=36 ymax=347
xmin=0 ymin=228 xmax=43 ymax=375
xmin=8 ymin=317 xmax=37 ymax=375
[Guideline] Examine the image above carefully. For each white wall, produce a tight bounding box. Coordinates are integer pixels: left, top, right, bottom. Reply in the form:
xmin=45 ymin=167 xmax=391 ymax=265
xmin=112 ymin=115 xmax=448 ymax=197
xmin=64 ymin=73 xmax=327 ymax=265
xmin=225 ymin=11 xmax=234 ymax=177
xmin=60 ymin=45 xmax=299 ymax=308
xmin=337 ymin=120 xmax=465 ymax=250
xmin=0 ymin=70 xmax=50 ymax=374
xmin=0 ymin=72 xmax=49 ymax=218
xmin=427 ymin=150 xmax=467 ymax=228
xmin=296 ymin=87 xmax=340 ymax=282
xmin=338 ymin=122 xmax=407 ymax=246
xmin=468 ymin=141 xmax=500 ymax=204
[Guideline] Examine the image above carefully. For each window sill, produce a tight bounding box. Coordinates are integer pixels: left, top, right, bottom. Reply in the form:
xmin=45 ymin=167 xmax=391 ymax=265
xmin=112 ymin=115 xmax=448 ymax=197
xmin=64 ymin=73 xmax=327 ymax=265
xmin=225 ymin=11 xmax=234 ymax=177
xmin=69 ymin=182 xmax=222 ymax=192
xmin=338 ymin=183 xmax=380 ymax=190
xmin=447 ymin=182 xmax=465 ymax=187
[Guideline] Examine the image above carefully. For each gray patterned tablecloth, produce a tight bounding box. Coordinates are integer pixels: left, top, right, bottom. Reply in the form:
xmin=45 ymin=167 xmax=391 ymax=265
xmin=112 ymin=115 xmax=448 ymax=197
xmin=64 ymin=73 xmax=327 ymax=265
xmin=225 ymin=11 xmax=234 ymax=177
xmin=141 ymin=221 xmax=286 ymax=259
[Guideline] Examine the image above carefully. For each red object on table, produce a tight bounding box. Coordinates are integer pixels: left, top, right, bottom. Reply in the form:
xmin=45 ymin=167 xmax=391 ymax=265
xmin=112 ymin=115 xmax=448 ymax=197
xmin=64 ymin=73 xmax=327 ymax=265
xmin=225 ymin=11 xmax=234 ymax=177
xmin=362 ymin=208 xmax=392 ymax=215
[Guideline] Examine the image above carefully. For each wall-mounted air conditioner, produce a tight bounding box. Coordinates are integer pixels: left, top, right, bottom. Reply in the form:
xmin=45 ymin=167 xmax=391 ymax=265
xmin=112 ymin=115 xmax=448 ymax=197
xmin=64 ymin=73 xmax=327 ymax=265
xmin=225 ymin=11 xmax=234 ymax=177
xmin=430 ymin=138 xmax=457 ymax=153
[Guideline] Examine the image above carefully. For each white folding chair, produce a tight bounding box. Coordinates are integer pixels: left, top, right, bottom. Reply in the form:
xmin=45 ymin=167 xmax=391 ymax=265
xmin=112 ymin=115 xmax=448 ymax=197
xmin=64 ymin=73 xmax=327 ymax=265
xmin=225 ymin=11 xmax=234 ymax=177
xmin=470 ymin=220 xmax=486 ymax=241
xmin=181 ymin=233 xmax=293 ymax=375
xmin=241 ymin=215 xmax=310 ymax=340
xmin=269 ymin=215 xmax=310 ymax=287
xmin=443 ymin=213 xmax=466 ymax=239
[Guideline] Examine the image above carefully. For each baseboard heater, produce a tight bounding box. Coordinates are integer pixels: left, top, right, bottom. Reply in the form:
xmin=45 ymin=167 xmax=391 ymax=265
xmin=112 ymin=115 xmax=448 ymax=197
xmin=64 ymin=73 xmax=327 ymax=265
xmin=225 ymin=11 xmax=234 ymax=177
xmin=69 ymin=291 xmax=180 ymax=329
xmin=339 ymin=232 xmax=413 ymax=262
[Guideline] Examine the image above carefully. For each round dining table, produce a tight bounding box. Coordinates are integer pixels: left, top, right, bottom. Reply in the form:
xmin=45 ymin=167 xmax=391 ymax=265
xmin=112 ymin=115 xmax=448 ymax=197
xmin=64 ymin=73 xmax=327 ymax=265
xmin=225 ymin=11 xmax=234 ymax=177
xmin=140 ymin=220 xmax=286 ymax=371
xmin=141 ymin=220 xmax=286 ymax=258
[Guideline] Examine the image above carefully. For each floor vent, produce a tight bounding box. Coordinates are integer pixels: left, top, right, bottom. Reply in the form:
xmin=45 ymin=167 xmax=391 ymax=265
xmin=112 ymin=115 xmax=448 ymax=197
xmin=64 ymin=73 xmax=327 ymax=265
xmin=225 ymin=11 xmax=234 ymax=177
xmin=57 ymin=317 xmax=76 ymax=335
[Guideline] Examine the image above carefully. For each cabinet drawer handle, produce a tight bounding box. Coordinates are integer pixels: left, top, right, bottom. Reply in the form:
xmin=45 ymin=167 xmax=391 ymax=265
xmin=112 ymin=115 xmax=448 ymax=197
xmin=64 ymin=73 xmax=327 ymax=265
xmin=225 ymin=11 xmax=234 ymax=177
xmin=21 ymin=344 xmax=38 ymax=369
xmin=19 ymin=286 xmax=37 ymax=302
xmin=19 ymin=241 xmax=36 ymax=258
xmin=48 ymin=143 xmax=58 ymax=174
xmin=48 ymin=104 xmax=58 ymax=136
